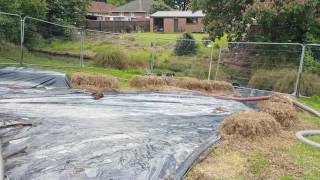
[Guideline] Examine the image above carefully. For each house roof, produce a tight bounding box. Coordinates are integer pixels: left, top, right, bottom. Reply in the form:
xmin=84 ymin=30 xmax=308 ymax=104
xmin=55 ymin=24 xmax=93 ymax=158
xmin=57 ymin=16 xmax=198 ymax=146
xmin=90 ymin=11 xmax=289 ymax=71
xmin=112 ymin=0 xmax=154 ymax=12
xmin=151 ymin=11 xmax=205 ymax=18
xmin=89 ymin=1 xmax=115 ymax=14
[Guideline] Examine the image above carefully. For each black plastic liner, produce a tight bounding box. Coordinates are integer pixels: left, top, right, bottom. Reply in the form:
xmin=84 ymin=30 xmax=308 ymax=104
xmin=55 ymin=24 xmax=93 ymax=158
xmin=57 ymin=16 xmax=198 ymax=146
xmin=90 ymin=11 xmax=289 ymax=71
xmin=0 ymin=67 xmax=70 ymax=89
xmin=0 ymin=68 xmax=253 ymax=180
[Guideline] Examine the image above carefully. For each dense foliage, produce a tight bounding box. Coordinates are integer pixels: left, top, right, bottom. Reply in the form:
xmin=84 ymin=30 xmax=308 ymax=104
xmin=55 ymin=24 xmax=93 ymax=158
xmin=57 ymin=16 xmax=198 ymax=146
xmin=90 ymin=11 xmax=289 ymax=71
xmin=150 ymin=0 xmax=172 ymax=14
xmin=174 ymin=32 xmax=197 ymax=56
xmin=193 ymin=0 xmax=320 ymax=43
xmin=107 ymin=0 xmax=132 ymax=6
xmin=164 ymin=0 xmax=191 ymax=10
xmin=0 ymin=0 xmax=48 ymax=18
xmin=46 ymin=0 xmax=91 ymax=25
xmin=0 ymin=0 xmax=91 ymax=25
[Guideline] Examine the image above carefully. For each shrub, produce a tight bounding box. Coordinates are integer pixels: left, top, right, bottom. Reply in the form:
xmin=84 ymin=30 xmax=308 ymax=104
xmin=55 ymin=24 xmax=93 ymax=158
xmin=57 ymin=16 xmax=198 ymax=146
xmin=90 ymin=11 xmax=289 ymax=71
xmin=304 ymin=52 xmax=320 ymax=75
xmin=128 ymin=51 xmax=151 ymax=70
xmin=174 ymin=32 xmax=197 ymax=56
xmin=93 ymin=47 xmax=128 ymax=70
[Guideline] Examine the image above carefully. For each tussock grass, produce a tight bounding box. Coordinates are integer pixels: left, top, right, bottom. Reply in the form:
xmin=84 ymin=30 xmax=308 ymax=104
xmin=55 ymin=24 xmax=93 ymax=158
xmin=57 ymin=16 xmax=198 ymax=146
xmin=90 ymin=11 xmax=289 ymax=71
xmin=92 ymin=46 xmax=150 ymax=70
xmin=93 ymin=47 xmax=128 ymax=70
xmin=71 ymin=72 xmax=119 ymax=92
xmin=220 ymin=111 xmax=281 ymax=139
xmin=129 ymin=76 xmax=234 ymax=93
xmin=249 ymin=69 xmax=320 ymax=96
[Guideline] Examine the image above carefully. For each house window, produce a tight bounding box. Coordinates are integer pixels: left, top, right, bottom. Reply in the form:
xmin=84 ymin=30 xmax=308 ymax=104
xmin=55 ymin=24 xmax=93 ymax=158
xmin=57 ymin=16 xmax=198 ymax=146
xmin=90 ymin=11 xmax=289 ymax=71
xmin=120 ymin=12 xmax=124 ymax=16
xmin=186 ymin=17 xmax=198 ymax=24
xmin=130 ymin=12 xmax=134 ymax=17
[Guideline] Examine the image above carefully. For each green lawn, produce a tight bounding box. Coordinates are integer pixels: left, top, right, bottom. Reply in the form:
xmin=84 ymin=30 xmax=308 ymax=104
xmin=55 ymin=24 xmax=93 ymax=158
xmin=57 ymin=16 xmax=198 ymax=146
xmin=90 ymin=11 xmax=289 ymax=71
xmin=299 ymin=96 xmax=320 ymax=111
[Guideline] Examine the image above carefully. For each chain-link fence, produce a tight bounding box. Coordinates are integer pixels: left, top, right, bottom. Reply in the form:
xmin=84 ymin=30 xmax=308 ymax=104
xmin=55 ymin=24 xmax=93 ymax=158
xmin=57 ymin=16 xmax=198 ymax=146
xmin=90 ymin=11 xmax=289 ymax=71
xmin=151 ymin=38 xmax=217 ymax=79
xmin=23 ymin=17 xmax=83 ymax=67
xmin=299 ymin=44 xmax=320 ymax=97
xmin=0 ymin=12 xmax=22 ymax=65
xmin=215 ymin=42 xmax=304 ymax=95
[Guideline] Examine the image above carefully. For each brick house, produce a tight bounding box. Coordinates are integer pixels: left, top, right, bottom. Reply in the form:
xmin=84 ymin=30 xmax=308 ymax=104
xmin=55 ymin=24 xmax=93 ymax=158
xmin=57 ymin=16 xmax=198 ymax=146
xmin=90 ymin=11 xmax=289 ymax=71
xmin=87 ymin=1 xmax=115 ymax=21
xmin=150 ymin=11 xmax=205 ymax=33
xmin=111 ymin=0 xmax=154 ymax=21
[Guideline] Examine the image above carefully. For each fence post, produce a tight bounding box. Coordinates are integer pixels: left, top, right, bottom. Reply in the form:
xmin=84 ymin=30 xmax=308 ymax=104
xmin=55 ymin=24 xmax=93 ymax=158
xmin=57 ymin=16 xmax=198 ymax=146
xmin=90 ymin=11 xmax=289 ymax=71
xmin=150 ymin=42 xmax=155 ymax=73
xmin=80 ymin=28 xmax=85 ymax=67
xmin=294 ymin=44 xmax=306 ymax=97
xmin=20 ymin=17 xmax=25 ymax=65
xmin=214 ymin=47 xmax=223 ymax=81
xmin=207 ymin=42 xmax=214 ymax=80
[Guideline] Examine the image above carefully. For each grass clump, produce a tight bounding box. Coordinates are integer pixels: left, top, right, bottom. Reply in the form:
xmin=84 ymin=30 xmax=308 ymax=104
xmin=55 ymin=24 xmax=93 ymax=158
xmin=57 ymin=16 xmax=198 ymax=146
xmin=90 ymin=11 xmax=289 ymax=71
xmin=300 ymin=73 xmax=320 ymax=96
xmin=249 ymin=69 xmax=297 ymax=93
xmin=92 ymin=46 xmax=150 ymax=70
xmin=249 ymin=68 xmax=320 ymax=96
xmin=71 ymin=72 xmax=119 ymax=92
xmin=220 ymin=111 xmax=281 ymax=139
xmin=93 ymin=47 xmax=128 ymax=70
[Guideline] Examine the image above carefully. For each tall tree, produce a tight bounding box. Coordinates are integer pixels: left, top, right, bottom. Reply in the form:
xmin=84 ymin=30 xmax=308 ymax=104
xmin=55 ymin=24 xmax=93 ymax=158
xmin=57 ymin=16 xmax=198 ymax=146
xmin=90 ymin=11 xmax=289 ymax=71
xmin=193 ymin=0 xmax=320 ymax=43
xmin=164 ymin=0 xmax=190 ymax=10
xmin=192 ymin=0 xmax=253 ymax=41
xmin=46 ymin=0 xmax=91 ymax=25
xmin=0 ymin=0 xmax=48 ymax=18
xmin=150 ymin=0 xmax=172 ymax=14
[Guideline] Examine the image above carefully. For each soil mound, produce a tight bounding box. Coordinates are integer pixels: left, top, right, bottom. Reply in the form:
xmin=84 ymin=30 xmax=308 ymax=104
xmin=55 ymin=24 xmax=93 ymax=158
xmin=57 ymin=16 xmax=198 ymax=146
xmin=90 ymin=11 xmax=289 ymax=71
xmin=220 ymin=111 xmax=281 ymax=139
xmin=71 ymin=73 xmax=119 ymax=92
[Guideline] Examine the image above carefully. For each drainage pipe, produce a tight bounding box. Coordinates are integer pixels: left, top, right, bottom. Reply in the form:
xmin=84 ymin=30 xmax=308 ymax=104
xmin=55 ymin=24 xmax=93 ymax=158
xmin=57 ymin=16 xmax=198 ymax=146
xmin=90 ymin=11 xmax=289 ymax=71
xmin=213 ymin=95 xmax=271 ymax=102
xmin=292 ymin=100 xmax=320 ymax=117
xmin=296 ymin=130 xmax=320 ymax=149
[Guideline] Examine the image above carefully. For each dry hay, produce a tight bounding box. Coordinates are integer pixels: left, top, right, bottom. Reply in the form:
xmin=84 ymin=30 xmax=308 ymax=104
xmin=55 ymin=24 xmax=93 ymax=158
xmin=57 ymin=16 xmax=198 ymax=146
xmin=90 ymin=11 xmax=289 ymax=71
xmin=71 ymin=73 xmax=119 ymax=92
xmin=129 ymin=76 xmax=169 ymax=88
xmin=129 ymin=76 xmax=234 ymax=93
xmin=220 ymin=111 xmax=281 ymax=139
xmin=259 ymin=94 xmax=298 ymax=128
xmin=260 ymin=102 xmax=298 ymax=128
xmin=267 ymin=93 xmax=293 ymax=105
